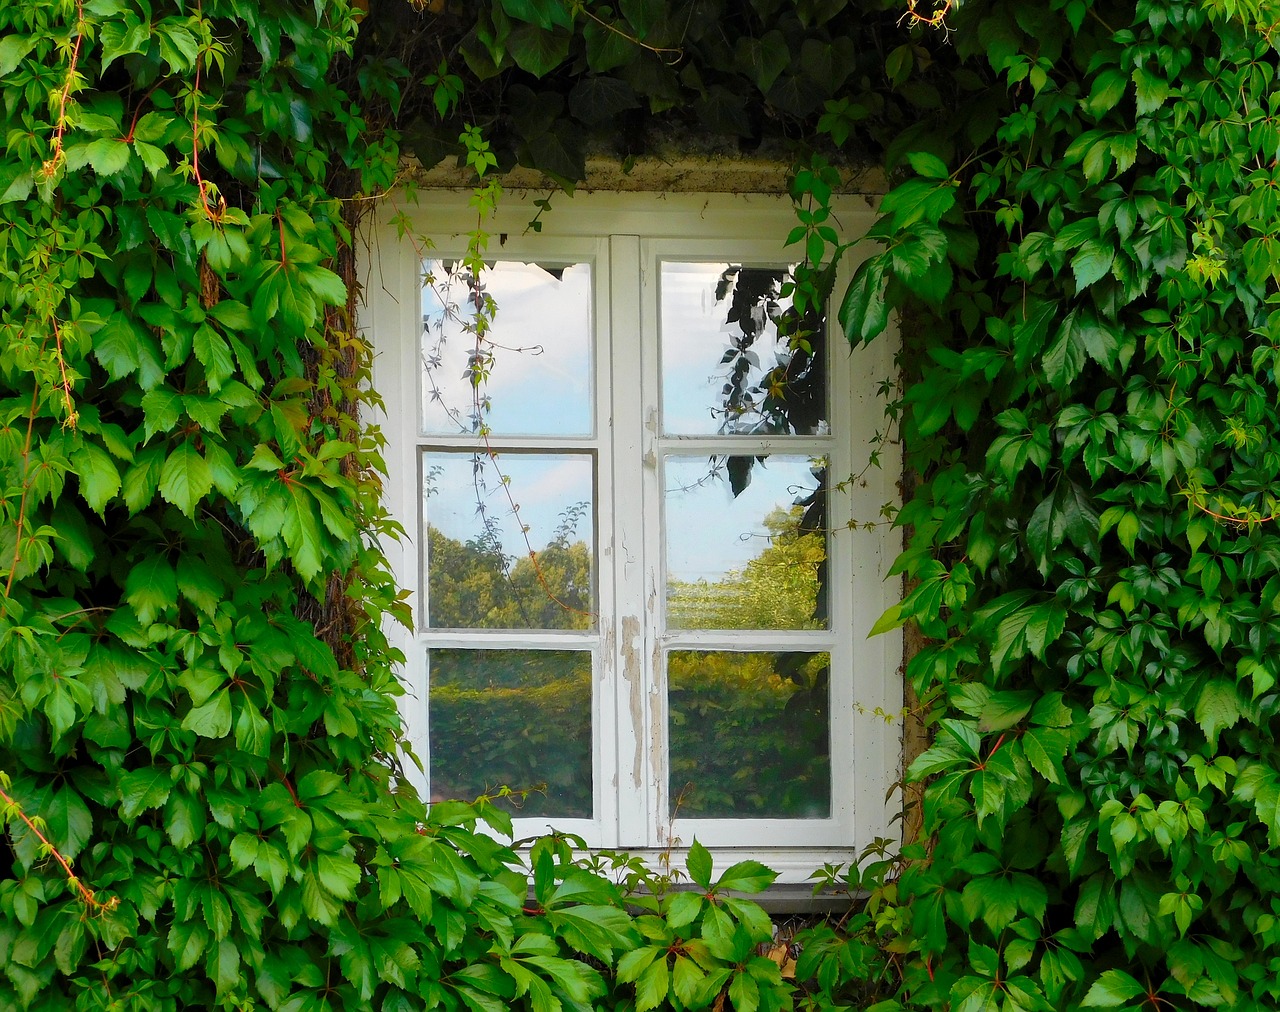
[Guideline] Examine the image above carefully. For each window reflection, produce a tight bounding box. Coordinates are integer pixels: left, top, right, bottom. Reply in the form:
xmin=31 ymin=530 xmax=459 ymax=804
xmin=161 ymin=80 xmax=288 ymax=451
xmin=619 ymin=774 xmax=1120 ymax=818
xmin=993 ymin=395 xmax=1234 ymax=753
xmin=664 ymin=455 xmax=827 ymax=630
xmin=429 ymin=649 xmax=592 ymax=818
xmin=660 ymin=262 xmax=827 ymax=436
xmin=420 ymin=260 xmax=593 ymax=436
xmin=424 ymin=452 xmax=594 ymax=630
xmin=668 ymin=650 xmax=830 ymax=819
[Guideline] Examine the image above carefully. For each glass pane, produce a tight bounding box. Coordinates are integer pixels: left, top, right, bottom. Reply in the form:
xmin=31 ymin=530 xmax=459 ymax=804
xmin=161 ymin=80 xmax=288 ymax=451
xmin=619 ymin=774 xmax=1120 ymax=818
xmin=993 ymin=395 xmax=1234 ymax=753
xmin=668 ymin=650 xmax=830 ymax=819
xmin=660 ymin=262 xmax=827 ymax=435
xmin=424 ymin=452 xmax=594 ymax=630
xmin=429 ymin=649 xmax=592 ymax=819
xmin=421 ymin=259 xmax=593 ymax=435
xmin=665 ymin=455 xmax=826 ymax=630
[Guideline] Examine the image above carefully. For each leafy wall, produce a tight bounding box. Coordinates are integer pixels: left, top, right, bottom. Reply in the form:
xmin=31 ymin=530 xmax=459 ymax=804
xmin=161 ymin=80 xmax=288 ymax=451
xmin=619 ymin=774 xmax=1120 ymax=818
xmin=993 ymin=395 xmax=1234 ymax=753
xmin=3 ymin=0 xmax=1280 ymax=1010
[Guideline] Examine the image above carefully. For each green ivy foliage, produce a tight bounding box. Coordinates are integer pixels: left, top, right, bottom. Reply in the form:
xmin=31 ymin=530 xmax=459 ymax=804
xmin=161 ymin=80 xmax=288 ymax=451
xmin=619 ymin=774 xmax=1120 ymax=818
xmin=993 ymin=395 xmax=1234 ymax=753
xmin=8 ymin=0 xmax=1280 ymax=1010
xmin=833 ymin=0 xmax=1280 ymax=1008
xmin=0 ymin=2 xmax=884 ymax=1011
xmin=0 ymin=1 xmax=655 ymax=1009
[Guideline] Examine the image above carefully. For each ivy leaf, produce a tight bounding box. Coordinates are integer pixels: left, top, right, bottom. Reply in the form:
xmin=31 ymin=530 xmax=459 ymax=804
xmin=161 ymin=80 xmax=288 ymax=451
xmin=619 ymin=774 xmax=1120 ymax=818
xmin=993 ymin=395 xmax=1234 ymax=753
xmin=182 ymin=687 xmax=233 ymax=739
xmin=500 ymin=0 xmax=573 ymax=31
xmin=686 ymin=839 xmax=713 ymax=888
xmin=734 ymin=31 xmax=790 ymax=94
xmin=159 ymin=440 xmax=215 ymax=517
xmin=125 ymin=554 xmax=178 ymax=624
xmin=70 ymin=441 xmax=121 ymax=515
xmin=569 ymin=76 xmax=640 ymax=124
xmin=1195 ymin=679 xmax=1243 ymax=749
xmin=118 ymin=767 xmax=174 ymax=821
xmin=506 ymin=24 xmax=571 ymax=77
xmin=839 ymin=254 xmax=890 ymax=344
xmin=582 ymin=18 xmax=636 ymax=73
xmin=1082 ymin=969 xmax=1145 ymax=1007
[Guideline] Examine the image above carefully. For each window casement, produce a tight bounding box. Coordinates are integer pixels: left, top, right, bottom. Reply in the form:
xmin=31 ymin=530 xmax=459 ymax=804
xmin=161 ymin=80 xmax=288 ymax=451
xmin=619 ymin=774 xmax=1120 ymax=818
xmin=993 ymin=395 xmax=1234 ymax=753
xmin=367 ymin=190 xmax=901 ymax=882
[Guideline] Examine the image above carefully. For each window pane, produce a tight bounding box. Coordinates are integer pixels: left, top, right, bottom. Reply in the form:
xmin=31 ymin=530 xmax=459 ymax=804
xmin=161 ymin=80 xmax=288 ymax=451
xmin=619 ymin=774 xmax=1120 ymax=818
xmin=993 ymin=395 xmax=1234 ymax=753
xmin=668 ymin=650 xmax=830 ymax=819
xmin=665 ymin=455 xmax=827 ymax=630
xmin=424 ymin=452 xmax=594 ymax=630
xmin=429 ymin=649 xmax=592 ymax=819
xmin=660 ymin=262 xmax=827 ymax=436
xmin=421 ymin=260 xmax=593 ymax=436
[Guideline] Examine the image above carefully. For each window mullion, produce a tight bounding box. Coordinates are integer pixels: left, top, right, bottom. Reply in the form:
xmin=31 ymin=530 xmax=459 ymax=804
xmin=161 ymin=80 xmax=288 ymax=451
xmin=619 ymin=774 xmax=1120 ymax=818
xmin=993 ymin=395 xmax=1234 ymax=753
xmin=607 ymin=234 xmax=652 ymax=849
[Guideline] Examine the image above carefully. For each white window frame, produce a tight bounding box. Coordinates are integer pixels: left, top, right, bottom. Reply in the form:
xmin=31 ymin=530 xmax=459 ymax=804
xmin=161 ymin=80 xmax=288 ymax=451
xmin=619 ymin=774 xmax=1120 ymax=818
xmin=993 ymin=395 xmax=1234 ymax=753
xmin=365 ymin=190 xmax=901 ymax=882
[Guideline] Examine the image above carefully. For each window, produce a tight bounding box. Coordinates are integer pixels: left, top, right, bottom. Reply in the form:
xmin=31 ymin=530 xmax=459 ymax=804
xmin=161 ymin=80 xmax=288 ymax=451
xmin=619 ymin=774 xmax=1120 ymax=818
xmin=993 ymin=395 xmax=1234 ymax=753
xmin=367 ymin=191 xmax=900 ymax=880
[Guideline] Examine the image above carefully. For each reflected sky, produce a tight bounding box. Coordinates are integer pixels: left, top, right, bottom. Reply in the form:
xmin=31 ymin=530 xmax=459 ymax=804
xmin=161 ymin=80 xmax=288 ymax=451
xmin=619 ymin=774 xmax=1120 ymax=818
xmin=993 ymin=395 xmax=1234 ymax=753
xmin=421 ymin=260 xmax=593 ymax=436
xmin=664 ymin=455 xmax=823 ymax=584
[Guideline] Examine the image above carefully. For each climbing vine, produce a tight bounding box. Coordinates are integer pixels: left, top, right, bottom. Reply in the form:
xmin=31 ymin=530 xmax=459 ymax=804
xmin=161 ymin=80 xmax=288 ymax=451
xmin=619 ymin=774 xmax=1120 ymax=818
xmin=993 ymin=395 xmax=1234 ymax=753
xmin=4 ymin=0 xmax=1280 ymax=1009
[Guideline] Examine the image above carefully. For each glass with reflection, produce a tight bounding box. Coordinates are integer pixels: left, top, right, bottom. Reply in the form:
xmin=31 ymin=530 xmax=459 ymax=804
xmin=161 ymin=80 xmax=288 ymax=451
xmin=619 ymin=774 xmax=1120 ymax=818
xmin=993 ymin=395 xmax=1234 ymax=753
xmin=428 ymin=649 xmax=593 ymax=818
xmin=668 ymin=650 xmax=831 ymax=819
xmin=423 ymin=451 xmax=595 ymax=630
xmin=421 ymin=259 xmax=593 ymax=436
xmin=659 ymin=262 xmax=827 ymax=436
xmin=664 ymin=455 xmax=827 ymax=630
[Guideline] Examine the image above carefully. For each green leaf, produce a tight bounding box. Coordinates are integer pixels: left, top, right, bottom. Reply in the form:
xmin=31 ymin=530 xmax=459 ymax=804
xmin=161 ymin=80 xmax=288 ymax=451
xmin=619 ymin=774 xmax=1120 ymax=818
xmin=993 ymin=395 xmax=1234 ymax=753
xmin=123 ymin=445 xmax=165 ymax=513
xmin=665 ymin=890 xmax=703 ymax=929
xmin=296 ymin=263 xmax=347 ymax=306
xmin=1022 ymin=727 xmax=1070 ymax=784
xmin=839 ymin=255 xmax=890 ymax=344
xmin=92 ymin=315 xmax=144 ymax=380
xmin=70 ymin=441 xmax=121 ymax=515
xmin=141 ymin=385 xmax=184 ymax=442
xmin=506 ymin=24 xmax=571 ymax=77
xmin=906 ymin=151 xmax=950 ymax=180
xmin=1026 ymin=480 xmax=1098 ymax=576
xmin=182 ymin=688 xmax=232 ymax=738
xmin=1071 ymin=236 xmax=1115 ymax=289
xmin=125 ymin=554 xmax=178 ymax=624
xmin=0 ymin=34 xmax=37 ymax=76
xmin=686 ymin=839 xmax=713 ymax=888
xmin=635 ymin=956 xmax=669 ymax=1012
xmin=119 ymin=767 xmax=173 ymax=820
xmin=1083 ymin=67 xmax=1127 ymax=118
xmin=159 ymin=440 xmax=215 ymax=517
xmin=616 ymin=946 xmax=661 ymax=984
xmin=84 ymin=137 xmax=133 ymax=176
xmin=1195 ymin=679 xmax=1243 ymax=749
xmin=1082 ymin=969 xmax=1145 ymax=1007
xmin=715 ymin=860 xmax=777 ymax=894
xmin=193 ymin=324 xmax=236 ymax=392
xmin=41 ymin=787 xmax=93 ymax=862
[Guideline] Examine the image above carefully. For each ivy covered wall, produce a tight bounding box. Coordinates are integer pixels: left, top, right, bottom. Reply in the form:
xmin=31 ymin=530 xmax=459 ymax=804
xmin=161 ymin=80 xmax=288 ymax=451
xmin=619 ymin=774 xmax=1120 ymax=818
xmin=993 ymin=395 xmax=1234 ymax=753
xmin=3 ymin=0 xmax=1280 ymax=1010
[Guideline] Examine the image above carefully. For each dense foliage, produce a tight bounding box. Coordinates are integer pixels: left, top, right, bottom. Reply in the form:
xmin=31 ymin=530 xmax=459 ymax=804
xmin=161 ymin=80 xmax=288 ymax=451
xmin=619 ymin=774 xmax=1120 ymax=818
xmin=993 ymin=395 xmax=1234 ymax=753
xmin=841 ymin=0 xmax=1280 ymax=1008
xmin=5 ymin=0 xmax=1280 ymax=1009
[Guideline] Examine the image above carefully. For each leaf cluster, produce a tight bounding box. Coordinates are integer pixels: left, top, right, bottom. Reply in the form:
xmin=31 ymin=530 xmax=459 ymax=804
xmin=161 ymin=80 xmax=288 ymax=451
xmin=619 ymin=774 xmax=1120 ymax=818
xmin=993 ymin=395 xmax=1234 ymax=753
xmin=830 ymin=0 xmax=1280 ymax=1008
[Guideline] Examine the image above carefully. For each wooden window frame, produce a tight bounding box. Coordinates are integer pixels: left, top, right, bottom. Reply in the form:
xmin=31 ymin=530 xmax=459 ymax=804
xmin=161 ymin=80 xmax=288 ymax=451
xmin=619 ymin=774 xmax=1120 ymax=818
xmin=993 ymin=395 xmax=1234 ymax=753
xmin=365 ymin=190 xmax=902 ymax=882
